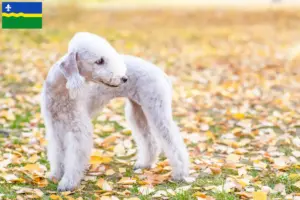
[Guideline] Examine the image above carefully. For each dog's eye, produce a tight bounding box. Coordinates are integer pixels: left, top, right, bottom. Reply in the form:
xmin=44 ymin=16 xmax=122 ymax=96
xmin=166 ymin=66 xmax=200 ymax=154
xmin=95 ymin=58 xmax=105 ymax=65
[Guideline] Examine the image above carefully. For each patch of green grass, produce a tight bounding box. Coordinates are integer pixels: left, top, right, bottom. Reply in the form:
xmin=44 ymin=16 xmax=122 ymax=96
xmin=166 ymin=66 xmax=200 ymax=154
xmin=170 ymin=190 xmax=194 ymax=200
xmin=9 ymin=111 xmax=32 ymax=129
xmin=194 ymin=174 xmax=225 ymax=188
xmin=124 ymin=168 xmax=134 ymax=177
xmin=268 ymin=193 xmax=285 ymax=199
xmin=129 ymin=184 xmax=140 ymax=194
xmin=221 ymin=168 xmax=238 ymax=176
xmin=12 ymin=137 xmax=22 ymax=145
xmin=249 ymin=169 xmax=260 ymax=177
xmin=111 ymin=121 xmax=125 ymax=132
xmin=192 ymin=174 xmax=241 ymax=200
xmin=261 ymin=174 xmax=300 ymax=194
xmin=286 ymin=166 xmax=300 ymax=174
xmin=138 ymin=195 xmax=152 ymax=200
xmin=211 ymin=191 xmax=239 ymax=200
xmin=0 ymin=183 xmax=18 ymax=199
xmin=209 ymin=125 xmax=222 ymax=134
xmin=278 ymin=146 xmax=293 ymax=156
xmin=155 ymin=181 xmax=187 ymax=191
xmin=43 ymin=181 xmax=58 ymax=191
xmin=38 ymin=157 xmax=50 ymax=169
xmin=38 ymin=123 xmax=45 ymax=128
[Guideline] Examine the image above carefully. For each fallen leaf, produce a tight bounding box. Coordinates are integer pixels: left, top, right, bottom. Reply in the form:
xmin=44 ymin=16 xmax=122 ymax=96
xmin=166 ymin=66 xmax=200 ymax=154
xmin=97 ymin=178 xmax=113 ymax=191
xmin=49 ymin=195 xmax=63 ymax=200
xmin=117 ymin=177 xmax=136 ymax=185
xmin=253 ymin=191 xmax=267 ymax=200
xmin=138 ymin=186 xmax=155 ymax=195
xmin=294 ymin=181 xmax=300 ymax=189
xmin=105 ymin=169 xmax=115 ymax=176
xmin=89 ymin=152 xmax=112 ymax=164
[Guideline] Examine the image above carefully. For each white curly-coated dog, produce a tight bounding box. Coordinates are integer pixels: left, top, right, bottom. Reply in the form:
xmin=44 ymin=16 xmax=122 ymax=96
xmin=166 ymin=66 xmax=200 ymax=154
xmin=41 ymin=32 xmax=189 ymax=191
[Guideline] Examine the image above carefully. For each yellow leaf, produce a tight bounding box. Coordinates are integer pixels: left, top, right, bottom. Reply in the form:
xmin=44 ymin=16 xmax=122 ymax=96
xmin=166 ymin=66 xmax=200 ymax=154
xmin=27 ymin=154 xmax=39 ymax=163
xmin=289 ymin=174 xmax=300 ymax=179
xmin=0 ymin=110 xmax=16 ymax=121
xmin=236 ymin=179 xmax=248 ymax=188
xmin=35 ymin=178 xmax=48 ymax=187
xmin=122 ymin=129 xmax=132 ymax=135
xmin=206 ymin=131 xmax=216 ymax=142
xmin=61 ymin=191 xmax=72 ymax=196
xmin=232 ymin=113 xmax=245 ymax=120
xmin=117 ymin=177 xmax=136 ymax=185
xmin=294 ymin=181 xmax=300 ymax=189
xmin=23 ymin=164 xmax=43 ymax=172
xmin=253 ymin=191 xmax=267 ymax=200
xmin=89 ymin=152 xmax=112 ymax=164
xmin=50 ymin=195 xmax=62 ymax=200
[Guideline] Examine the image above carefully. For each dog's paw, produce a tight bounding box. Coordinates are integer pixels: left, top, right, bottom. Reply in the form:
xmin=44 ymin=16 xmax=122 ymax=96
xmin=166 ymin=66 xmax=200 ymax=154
xmin=171 ymin=174 xmax=185 ymax=182
xmin=171 ymin=169 xmax=189 ymax=182
xmin=48 ymin=170 xmax=63 ymax=183
xmin=57 ymin=177 xmax=78 ymax=192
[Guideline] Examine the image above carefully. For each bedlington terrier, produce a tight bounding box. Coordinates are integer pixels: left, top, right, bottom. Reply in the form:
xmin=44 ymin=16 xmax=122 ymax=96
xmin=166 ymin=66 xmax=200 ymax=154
xmin=41 ymin=32 xmax=189 ymax=191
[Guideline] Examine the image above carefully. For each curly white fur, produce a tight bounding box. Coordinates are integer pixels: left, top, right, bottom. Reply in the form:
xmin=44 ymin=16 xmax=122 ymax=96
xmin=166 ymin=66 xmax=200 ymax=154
xmin=41 ymin=32 xmax=190 ymax=191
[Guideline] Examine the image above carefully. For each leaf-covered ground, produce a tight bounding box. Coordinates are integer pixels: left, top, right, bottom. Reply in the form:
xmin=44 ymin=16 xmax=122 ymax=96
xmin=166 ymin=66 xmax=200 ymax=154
xmin=0 ymin=4 xmax=300 ymax=200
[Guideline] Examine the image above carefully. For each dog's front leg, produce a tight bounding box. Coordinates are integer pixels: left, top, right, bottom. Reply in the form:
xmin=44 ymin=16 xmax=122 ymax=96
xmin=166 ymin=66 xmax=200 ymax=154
xmin=47 ymin=125 xmax=64 ymax=181
xmin=57 ymin=117 xmax=93 ymax=192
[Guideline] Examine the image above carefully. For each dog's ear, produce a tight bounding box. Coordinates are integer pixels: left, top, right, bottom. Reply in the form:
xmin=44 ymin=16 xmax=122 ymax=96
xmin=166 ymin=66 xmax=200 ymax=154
xmin=60 ymin=51 xmax=85 ymax=99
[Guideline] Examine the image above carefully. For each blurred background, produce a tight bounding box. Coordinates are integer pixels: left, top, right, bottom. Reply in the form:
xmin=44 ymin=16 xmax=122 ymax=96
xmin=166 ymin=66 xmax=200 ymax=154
xmin=0 ymin=0 xmax=300 ymax=199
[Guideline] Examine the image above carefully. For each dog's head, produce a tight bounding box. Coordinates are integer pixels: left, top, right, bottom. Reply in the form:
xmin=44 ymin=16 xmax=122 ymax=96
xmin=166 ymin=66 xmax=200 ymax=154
xmin=59 ymin=32 xmax=127 ymax=99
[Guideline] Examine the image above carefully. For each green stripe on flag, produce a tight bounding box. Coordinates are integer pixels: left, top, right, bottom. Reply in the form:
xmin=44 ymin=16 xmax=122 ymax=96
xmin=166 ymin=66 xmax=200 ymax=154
xmin=2 ymin=17 xmax=42 ymax=29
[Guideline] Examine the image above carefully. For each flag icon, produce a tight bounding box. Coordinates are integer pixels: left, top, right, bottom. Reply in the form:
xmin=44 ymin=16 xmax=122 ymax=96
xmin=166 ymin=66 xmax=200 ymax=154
xmin=2 ymin=2 xmax=42 ymax=29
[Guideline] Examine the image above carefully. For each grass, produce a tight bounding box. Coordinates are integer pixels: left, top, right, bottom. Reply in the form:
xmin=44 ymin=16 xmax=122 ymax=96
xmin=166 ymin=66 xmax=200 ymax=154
xmin=261 ymin=174 xmax=300 ymax=194
xmin=0 ymin=164 xmax=299 ymax=199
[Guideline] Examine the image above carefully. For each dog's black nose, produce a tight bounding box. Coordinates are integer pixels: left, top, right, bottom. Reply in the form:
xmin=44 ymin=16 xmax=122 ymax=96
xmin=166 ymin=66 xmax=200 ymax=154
xmin=121 ymin=76 xmax=128 ymax=83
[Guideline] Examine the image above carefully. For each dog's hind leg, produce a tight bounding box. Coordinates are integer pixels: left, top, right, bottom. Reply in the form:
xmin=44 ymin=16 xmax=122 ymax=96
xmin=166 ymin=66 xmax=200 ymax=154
xmin=57 ymin=113 xmax=93 ymax=192
xmin=141 ymin=98 xmax=189 ymax=181
xmin=125 ymin=99 xmax=160 ymax=169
